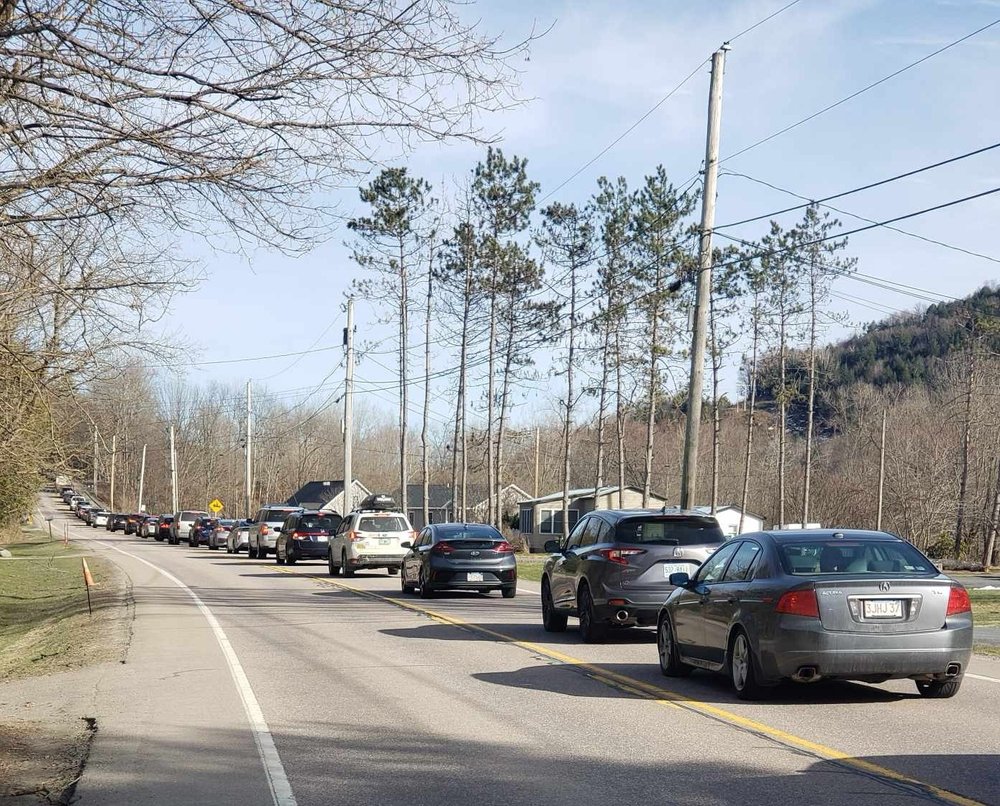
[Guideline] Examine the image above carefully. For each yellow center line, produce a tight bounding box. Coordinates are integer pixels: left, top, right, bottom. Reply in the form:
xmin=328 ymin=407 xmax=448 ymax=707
xmin=273 ymin=567 xmax=985 ymax=806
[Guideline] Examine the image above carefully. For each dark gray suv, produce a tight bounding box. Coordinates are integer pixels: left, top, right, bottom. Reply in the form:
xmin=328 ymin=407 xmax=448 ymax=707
xmin=541 ymin=509 xmax=725 ymax=642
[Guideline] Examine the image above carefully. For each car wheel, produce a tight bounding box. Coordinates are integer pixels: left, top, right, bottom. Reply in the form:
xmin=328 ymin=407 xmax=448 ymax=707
xmin=541 ymin=578 xmax=568 ymax=632
xmin=258 ymin=546 xmax=268 ymax=558
xmin=209 ymin=544 xmax=218 ymax=551
xmin=342 ymin=552 xmax=355 ymax=578
xmin=400 ymin=571 xmax=415 ymax=595
xmin=419 ymin=580 xmax=434 ymax=599
xmin=577 ymin=585 xmax=607 ymax=644
xmin=502 ymin=586 xmax=516 ymax=599
xmin=248 ymin=543 xmax=258 ymax=559
xmin=226 ymin=545 xmax=232 ymax=554
xmin=657 ymin=615 xmax=692 ymax=677
xmin=328 ymin=550 xmax=341 ymax=577
xmin=275 ymin=548 xmax=285 ymax=565
xmin=387 ymin=567 xmax=399 ymax=576
xmin=916 ymin=678 xmax=962 ymax=698
xmin=286 ymin=552 xmax=297 ymax=565
xmin=729 ymin=630 xmax=764 ymax=700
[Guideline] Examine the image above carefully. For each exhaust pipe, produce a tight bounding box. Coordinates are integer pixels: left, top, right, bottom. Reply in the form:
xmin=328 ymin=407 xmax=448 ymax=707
xmin=792 ymin=666 xmax=820 ymax=683
xmin=945 ymin=663 xmax=961 ymax=677
xmin=614 ymin=609 xmax=630 ymax=623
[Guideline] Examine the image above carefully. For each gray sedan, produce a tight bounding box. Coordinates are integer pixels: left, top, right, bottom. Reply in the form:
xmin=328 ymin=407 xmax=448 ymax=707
xmin=656 ymin=529 xmax=973 ymax=700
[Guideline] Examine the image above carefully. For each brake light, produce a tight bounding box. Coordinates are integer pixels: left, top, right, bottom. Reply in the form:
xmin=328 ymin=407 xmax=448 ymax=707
xmin=432 ymin=541 xmax=454 ymax=555
xmin=947 ymin=586 xmax=971 ymax=616
xmin=598 ymin=548 xmax=646 ymax=565
xmin=494 ymin=541 xmax=514 ymax=553
xmin=260 ymin=525 xmax=269 ymax=536
xmin=775 ymin=589 xmax=819 ymax=618
xmin=348 ymin=530 xmax=364 ymax=542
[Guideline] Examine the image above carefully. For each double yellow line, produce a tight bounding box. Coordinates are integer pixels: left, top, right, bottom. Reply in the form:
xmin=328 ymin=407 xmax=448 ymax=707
xmin=274 ymin=567 xmax=985 ymax=806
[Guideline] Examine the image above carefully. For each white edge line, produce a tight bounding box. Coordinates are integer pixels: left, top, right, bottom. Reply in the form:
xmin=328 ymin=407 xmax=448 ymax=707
xmin=96 ymin=541 xmax=297 ymax=806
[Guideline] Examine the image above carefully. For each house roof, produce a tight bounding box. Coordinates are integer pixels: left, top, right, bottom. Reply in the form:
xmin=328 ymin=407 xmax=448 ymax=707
xmin=286 ymin=479 xmax=370 ymax=511
xmin=519 ymin=485 xmax=661 ymax=506
xmin=692 ymin=505 xmax=766 ymax=521
xmin=406 ymin=484 xmax=454 ymax=510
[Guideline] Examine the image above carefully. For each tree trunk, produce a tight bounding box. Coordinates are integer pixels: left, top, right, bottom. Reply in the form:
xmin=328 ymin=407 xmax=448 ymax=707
xmin=643 ymin=297 xmax=661 ymax=508
xmin=777 ymin=314 xmax=787 ymax=528
xmin=486 ymin=258 xmax=498 ymax=527
xmin=738 ymin=301 xmax=760 ymax=533
xmin=399 ymin=244 xmax=409 ymax=514
xmin=451 ymin=258 xmax=472 ymax=522
xmin=421 ymin=262 xmax=432 ymax=529
xmin=561 ymin=263 xmax=577 ymax=539
xmin=593 ymin=321 xmax=611 ymax=507
xmin=495 ymin=305 xmax=517 ymax=529
xmin=802 ymin=271 xmax=818 ymax=525
xmin=615 ymin=327 xmax=626 ymax=509
xmin=983 ymin=455 xmax=1000 ymax=569
xmin=955 ymin=344 xmax=976 ymax=557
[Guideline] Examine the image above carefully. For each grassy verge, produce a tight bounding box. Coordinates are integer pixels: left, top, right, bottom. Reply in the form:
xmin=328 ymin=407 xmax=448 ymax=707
xmin=0 ymin=526 xmax=124 ymax=681
xmin=970 ymin=589 xmax=1000 ymax=626
xmin=974 ymin=643 xmax=1000 ymax=658
xmin=516 ymin=554 xmax=546 ymax=583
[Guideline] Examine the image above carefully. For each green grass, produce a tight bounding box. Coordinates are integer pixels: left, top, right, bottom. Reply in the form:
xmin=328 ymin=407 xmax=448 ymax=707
xmin=970 ymin=590 xmax=1000 ymax=626
xmin=516 ymin=555 xmax=547 ymax=583
xmin=0 ymin=527 xmax=119 ymax=680
xmin=974 ymin=644 xmax=1000 ymax=658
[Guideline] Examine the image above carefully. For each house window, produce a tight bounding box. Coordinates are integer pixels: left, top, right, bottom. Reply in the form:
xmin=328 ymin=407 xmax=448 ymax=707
xmin=540 ymin=508 xmax=579 ymax=534
xmin=520 ymin=507 xmax=533 ymax=533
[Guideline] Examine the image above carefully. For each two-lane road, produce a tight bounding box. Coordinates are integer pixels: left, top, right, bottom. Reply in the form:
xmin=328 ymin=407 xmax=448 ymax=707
xmin=42 ymin=498 xmax=1000 ymax=806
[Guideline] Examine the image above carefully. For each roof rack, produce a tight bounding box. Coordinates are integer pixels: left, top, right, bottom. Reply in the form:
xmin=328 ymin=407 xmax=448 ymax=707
xmin=357 ymin=493 xmax=398 ymax=512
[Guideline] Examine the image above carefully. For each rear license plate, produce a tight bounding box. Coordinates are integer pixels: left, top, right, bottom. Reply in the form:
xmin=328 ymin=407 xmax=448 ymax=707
xmin=315 ymin=535 xmax=327 ymax=542
xmin=863 ymin=599 xmax=903 ymax=619
xmin=379 ymin=538 xmax=391 ymax=545
xmin=467 ymin=572 xmax=484 ymax=582
xmin=663 ymin=563 xmax=692 ymax=578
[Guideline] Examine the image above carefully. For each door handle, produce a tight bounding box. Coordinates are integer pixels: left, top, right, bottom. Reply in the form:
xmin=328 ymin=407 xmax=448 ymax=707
xmin=726 ymin=596 xmax=739 ymax=604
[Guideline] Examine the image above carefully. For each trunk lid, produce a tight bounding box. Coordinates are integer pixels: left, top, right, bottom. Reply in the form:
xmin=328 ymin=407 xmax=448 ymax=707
xmin=813 ymin=577 xmax=953 ymax=634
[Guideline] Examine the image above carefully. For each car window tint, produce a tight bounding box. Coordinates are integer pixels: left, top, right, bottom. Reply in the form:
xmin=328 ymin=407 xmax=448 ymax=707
xmin=299 ymin=515 xmax=340 ymax=531
xmin=579 ymin=517 xmax=603 ymax=548
xmin=779 ymin=540 xmax=934 ymax=575
xmin=616 ymin=516 xmax=724 ymax=546
xmin=358 ymin=516 xmax=409 ymax=532
xmin=696 ymin=542 xmax=741 ymax=584
xmin=565 ymin=516 xmax=589 ymax=549
xmin=722 ymin=542 xmax=761 ymax=582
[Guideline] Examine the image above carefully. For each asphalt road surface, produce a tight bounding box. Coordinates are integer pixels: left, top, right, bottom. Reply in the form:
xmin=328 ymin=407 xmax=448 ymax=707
xmin=39 ymin=498 xmax=1000 ymax=806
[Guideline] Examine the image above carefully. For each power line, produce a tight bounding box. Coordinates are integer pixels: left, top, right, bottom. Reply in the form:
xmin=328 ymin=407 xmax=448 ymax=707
xmin=721 ymin=15 xmax=1000 ymax=163
xmin=715 ymin=140 xmax=1000 ymax=231
xmin=719 ymin=169 xmax=1000 ymax=267
xmin=147 ymin=342 xmax=343 ymax=369
xmin=728 ymin=0 xmax=804 ymax=42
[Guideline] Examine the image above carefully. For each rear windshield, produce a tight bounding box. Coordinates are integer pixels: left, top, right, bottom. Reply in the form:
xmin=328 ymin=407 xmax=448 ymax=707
xmin=160 ymin=516 xmax=174 ymax=523
xmin=436 ymin=525 xmax=502 ymax=540
xmin=299 ymin=515 xmax=341 ymax=531
xmin=615 ymin=516 xmax=724 ymax=546
xmin=358 ymin=516 xmax=409 ymax=533
xmin=779 ymin=540 xmax=935 ymax=575
xmin=262 ymin=509 xmax=297 ymax=523
xmin=181 ymin=511 xmax=205 ymax=520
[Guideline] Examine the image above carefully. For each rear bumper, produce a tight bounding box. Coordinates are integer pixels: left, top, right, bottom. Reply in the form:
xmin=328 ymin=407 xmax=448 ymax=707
xmin=759 ymin=616 xmax=974 ymax=681
xmin=427 ymin=565 xmax=517 ymax=589
xmin=288 ymin=541 xmax=328 ymax=559
xmin=596 ymin=586 xmax=674 ymax=626
xmin=349 ymin=554 xmax=404 ymax=568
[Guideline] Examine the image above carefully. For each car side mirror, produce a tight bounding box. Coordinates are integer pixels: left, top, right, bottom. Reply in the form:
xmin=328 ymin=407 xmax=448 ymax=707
xmin=543 ymin=540 xmax=562 ymax=554
xmin=668 ymin=572 xmax=691 ymax=587
xmin=400 ymin=541 xmax=411 ymax=549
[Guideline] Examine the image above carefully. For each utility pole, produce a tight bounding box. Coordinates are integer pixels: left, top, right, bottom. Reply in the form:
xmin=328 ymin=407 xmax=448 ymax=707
xmin=876 ymin=408 xmax=887 ymax=531
xmin=343 ymin=298 xmax=355 ymax=514
xmin=169 ymin=425 xmax=179 ymax=514
xmin=983 ymin=455 xmax=1000 ymax=570
xmin=110 ymin=434 xmax=117 ymax=511
xmin=92 ymin=427 xmax=99 ymax=492
xmin=680 ymin=44 xmax=728 ymax=511
xmin=534 ymin=427 xmax=541 ymax=499
xmin=245 ymin=380 xmax=253 ymax=517
xmin=138 ymin=444 xmax=147 ymax=512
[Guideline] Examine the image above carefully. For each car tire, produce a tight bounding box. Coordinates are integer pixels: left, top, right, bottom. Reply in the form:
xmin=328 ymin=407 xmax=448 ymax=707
xmin=387 ymin=567 xmax=399 ymax=576
xmin=248 ymin=543 xmax=258 ymax=559
xmin=657 ymin=615 xmax=692 ymax=677
xmin=209 ymin=544 xmax=218 ymax=551
xmin=342 ymin=552 xmax=355 ymax=578
xmin=577 ymin=585 xmax=607 ymax=644
xmin=541 ymin=578 xmax=568 ymax=632
xmin=259 ymin=546 xmax=268 ymax=558
xmin=328 ymin=551 xmax=341 ymax=577
xmin=729 ymin=629 xmax=765 ymax=701
xmin=226 ymin=545 xmax=232 ymax=554
xmin=286 ymin=552 xmax=297 ymax=566
xmin=502 ymin=586 xmax=516 ymax=599
xmin=916 ymin=678 xmax=962 ymax=698
xmin=400 ymin=572 xmax=415 ymax=595
xmin=275 ymin=549 xmax=285 ymax=565
xmin=419 ymin=581 xmax=434 ymax=599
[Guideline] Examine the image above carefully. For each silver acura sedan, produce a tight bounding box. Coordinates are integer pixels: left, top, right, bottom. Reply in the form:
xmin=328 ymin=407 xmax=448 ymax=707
xmin=656 ymin=529 xmax=973 ymax=700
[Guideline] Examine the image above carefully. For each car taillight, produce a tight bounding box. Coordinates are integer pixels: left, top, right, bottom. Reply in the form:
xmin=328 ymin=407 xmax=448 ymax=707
xmin=432 ymin=541 xmax=454 ymax=555
xmin=775 ymin=589 xmax=819 ymax=618
xmin=947 ymin=586 xmax=971 ymax=616
xmin=598 ymin=548 xmax=646 ymax=565
xmin=292 ymin=531 xmax=308 ymax=539
xmin=494 ymin=541 xmax=514 ymax=553
xmin=260 ymin=525 xmax=269 ymax=536
xmin=348 ymin=530 xmax=364 ymax=542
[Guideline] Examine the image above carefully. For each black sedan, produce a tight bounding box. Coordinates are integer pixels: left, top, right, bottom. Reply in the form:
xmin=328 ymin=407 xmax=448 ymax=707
xmin=400 ymin=523 xmax=517 ymax=599
xmin=275 ymin=510 xmax=341 ymax=565
xmin=107 ymin=513 xmax=129 ymax=532
xmin=656 ymin=529 xmax=974 ymax=700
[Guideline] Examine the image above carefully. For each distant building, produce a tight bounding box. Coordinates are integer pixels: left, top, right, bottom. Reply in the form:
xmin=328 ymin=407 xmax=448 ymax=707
xmin=405 ymin=483 xmax=530 ymax=531
xmin=517 ymin=486 xmax=668 ymax=552
xmin=285 ymin=479 xmax=371 ymax=514
xmin=692 ymin=505 xmax=765 ymax=537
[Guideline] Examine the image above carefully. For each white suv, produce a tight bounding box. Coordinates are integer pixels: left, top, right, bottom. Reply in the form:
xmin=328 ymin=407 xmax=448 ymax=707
xmin=328 ymin=496 xmax=413 ymax=577
xmin=247 ymin=505 xmax=302 ymax=559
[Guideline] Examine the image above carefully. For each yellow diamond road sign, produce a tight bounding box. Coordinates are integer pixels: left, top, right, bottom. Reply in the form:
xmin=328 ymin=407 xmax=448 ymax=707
xmin=209 ymin=499 xmax=224 ymax=514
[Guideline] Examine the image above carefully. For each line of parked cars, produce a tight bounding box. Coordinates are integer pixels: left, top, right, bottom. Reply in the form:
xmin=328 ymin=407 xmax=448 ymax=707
xmin=59 ymin=484 xmax=974 ymax=701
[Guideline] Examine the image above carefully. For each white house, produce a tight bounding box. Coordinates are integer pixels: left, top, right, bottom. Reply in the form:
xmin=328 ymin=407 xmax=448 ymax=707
xmin=693 ymin=505 xmax=765 ymax=538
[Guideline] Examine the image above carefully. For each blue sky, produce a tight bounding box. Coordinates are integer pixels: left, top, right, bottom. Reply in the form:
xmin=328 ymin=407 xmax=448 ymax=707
xmin=158 ymin=0 xmax=1000 ymax=428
